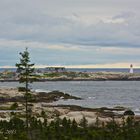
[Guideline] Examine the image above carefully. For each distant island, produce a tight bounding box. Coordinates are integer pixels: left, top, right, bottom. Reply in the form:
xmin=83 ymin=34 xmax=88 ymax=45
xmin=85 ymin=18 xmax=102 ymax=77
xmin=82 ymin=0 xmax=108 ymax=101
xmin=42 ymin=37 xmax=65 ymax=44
xmin=1 ymin=67 xmax=140 ymax=81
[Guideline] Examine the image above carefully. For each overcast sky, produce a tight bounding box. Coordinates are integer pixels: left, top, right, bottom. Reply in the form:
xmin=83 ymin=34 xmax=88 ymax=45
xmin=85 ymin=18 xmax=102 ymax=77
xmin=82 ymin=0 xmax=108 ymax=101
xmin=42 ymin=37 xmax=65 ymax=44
xmin=0 ymin=0 xmax=140 ymax=68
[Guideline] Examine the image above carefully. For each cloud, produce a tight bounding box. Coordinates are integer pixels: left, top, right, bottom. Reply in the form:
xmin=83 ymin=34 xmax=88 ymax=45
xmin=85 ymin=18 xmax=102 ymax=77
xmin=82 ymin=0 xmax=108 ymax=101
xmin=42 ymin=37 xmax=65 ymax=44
xmin=0 ymin=39 xmax=86 ymax=52
xmin=0 ymin=0 xmax=140 ymax=48
xmin=0 ymin=0 xmax=140 ymax=67
xmin=98 ymin=47 xmax=140 ymax=55
xmin=0 ymin=38 xmax=140 ymax=67
xmin=113 ymin=12 xmax=135 ymax=20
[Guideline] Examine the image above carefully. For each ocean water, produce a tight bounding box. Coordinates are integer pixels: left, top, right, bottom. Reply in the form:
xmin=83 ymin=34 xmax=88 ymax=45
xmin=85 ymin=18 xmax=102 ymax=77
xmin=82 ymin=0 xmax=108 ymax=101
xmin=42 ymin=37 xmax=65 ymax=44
xmin=0 ymin=81 xmax=140 ymax=114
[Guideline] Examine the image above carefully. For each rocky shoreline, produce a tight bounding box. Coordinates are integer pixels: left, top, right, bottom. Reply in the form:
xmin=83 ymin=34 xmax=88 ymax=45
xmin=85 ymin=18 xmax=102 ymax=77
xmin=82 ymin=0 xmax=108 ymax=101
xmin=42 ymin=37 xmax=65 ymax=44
xmin=0 ymin=88 xmax=139 ymax=125
xmin=1 ymin=72 xmax=140 ymax=81
xmin=0 ymin=88 xmax=81 ymax=103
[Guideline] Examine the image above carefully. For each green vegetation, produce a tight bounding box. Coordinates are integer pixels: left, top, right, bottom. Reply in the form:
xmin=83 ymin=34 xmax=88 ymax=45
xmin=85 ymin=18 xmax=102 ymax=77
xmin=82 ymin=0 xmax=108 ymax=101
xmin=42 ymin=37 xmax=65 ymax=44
xmin=10 ymin=103 xmax=18 ymax=110
xmin=43 ymin=71 xmax=90 ymax=79
xmin=124 ymin=110 xmax=135 ymax=116
xmin=0 ymin=116 xmax=139 ymax=140
xmin=16 ymin=48 xmax=35 ymax=129
xmin=1 ymin=68 xmax=140 ymax=81
xmin=0 ymin=71 xmax=15 ymax=79
xmin=44 ymin=72 xmax=63 ymax=78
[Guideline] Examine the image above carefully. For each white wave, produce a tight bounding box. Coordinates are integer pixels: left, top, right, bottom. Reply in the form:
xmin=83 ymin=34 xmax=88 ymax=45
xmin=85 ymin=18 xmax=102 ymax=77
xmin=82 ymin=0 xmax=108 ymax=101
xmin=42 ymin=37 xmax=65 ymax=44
xmin=34 ymin=89 xmax=51 ymax=93
xmin=88 ymin=96 xmax=96 ymax=99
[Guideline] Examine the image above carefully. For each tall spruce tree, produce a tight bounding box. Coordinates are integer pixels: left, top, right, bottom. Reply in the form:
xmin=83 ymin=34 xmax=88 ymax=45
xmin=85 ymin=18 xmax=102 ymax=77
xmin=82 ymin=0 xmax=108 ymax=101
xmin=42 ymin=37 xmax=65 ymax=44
xmin=16 ymin=48 xmax=35 ymax=130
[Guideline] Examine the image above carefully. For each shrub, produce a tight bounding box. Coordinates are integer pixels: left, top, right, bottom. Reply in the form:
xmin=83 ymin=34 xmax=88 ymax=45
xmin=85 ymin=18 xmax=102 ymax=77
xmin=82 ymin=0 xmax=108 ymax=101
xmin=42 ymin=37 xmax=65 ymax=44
xmin=124 ymin=110 xmax=135 ymax=116
xmin=10 ymin=102 xmax=18 ymax=110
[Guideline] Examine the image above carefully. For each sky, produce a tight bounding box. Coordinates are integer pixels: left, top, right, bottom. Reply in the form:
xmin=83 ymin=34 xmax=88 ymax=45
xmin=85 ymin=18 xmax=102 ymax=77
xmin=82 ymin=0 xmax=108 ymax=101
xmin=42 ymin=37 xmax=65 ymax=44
xmin=0 ymin=0 xmax=140 ymax=68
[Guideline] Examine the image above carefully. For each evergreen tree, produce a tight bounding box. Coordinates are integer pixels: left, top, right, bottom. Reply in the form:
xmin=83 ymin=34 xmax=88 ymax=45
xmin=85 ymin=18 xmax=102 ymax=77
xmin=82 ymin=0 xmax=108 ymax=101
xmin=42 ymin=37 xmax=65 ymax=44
xmin=79 ymin=116 xmax=88 ymax=129
xmin=16 ymin=48 xmax=35 ymax=130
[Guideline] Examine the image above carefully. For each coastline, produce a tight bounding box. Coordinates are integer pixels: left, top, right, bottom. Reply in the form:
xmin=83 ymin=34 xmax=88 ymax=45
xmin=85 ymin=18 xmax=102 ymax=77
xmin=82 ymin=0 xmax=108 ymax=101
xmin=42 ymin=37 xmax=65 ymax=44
xmin=1 ymin=78 xmax=140 ymax=82
xmin=0 ymin=88 xmax=140 ymax=124
xmin=1 ymin=71 xmax=140 ymax=81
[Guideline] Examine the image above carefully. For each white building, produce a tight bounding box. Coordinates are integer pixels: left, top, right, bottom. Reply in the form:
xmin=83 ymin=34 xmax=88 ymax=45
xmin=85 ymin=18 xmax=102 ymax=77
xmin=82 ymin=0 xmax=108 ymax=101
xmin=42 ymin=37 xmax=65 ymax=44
xmin=129 ymin=64 xmax=134 ymax=74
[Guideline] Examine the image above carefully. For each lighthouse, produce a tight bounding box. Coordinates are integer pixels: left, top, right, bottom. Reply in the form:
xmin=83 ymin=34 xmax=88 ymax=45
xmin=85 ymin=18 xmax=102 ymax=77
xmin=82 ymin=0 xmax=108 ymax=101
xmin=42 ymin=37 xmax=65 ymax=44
xmin=129 ymin=64 xmax=133 ymax=74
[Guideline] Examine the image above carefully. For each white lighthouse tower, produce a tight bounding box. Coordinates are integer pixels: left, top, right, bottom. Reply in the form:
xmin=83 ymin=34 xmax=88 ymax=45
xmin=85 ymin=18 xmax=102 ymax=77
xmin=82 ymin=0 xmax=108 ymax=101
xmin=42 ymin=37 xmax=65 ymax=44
xmin=129 ymin=64 xmax=133 ymax=74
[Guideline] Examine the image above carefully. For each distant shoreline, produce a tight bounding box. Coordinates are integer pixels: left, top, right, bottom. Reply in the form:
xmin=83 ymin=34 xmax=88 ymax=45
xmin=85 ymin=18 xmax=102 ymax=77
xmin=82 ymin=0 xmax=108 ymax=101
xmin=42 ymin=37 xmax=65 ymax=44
xmin=1 ymin=70 xmax=140 ymax=81
xmin=1 ymin=78 xmax=140 ymax=82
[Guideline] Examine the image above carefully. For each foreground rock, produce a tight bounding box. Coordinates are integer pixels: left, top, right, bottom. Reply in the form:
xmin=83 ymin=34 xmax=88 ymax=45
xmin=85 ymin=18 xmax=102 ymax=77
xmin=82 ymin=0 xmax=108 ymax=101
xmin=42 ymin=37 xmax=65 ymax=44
xmin=0 ymin=88 xmax=81 ymax=103
xmin=0 ymin=88 xmax=139 ymax=125
xmin=33 ymin=104 xmax=140 ymax=125
xmin=34 ymin=90 xmax=81 ymax=102
xmin=1 ymin=103 xmax=139 ymax=126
